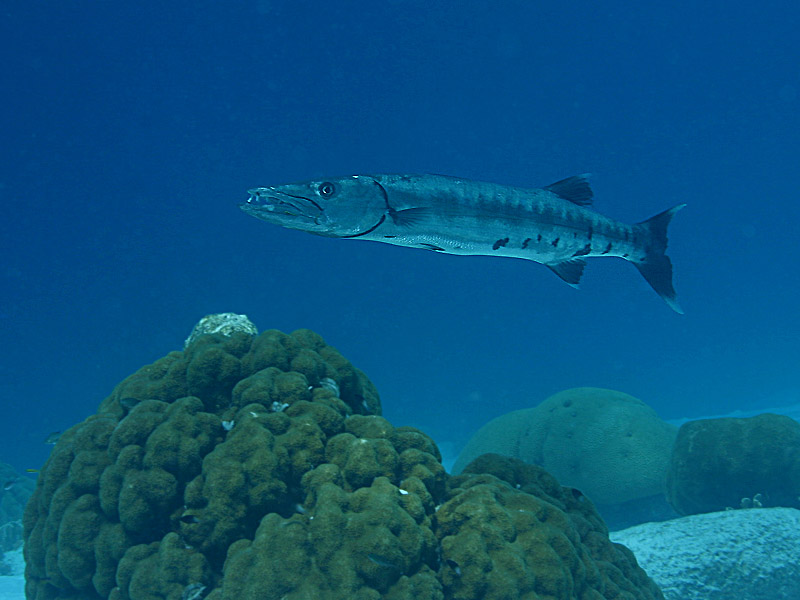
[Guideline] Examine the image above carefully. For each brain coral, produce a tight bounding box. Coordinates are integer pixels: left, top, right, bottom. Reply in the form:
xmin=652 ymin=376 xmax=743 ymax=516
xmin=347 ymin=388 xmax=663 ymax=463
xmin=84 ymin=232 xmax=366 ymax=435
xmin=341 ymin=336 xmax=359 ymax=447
xmin=665 ymin=413 xmax=800 ymax=515
xmin=453 ymin=388 xmax=677 ymax=506
xmin=24 ymin=328 xmax=662 ymax=600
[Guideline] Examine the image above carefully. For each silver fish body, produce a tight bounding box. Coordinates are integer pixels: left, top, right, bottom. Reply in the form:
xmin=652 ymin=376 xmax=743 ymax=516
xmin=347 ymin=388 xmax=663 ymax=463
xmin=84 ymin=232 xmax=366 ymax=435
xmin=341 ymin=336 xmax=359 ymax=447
xmin=240 ymin=174 xmax=684 ymax=313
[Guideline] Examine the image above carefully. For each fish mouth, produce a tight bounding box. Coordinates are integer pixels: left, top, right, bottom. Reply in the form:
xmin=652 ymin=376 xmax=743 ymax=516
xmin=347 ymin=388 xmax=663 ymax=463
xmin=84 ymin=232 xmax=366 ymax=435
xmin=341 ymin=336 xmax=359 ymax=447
xmin=241 ymin=187 xmax=323 ymax=222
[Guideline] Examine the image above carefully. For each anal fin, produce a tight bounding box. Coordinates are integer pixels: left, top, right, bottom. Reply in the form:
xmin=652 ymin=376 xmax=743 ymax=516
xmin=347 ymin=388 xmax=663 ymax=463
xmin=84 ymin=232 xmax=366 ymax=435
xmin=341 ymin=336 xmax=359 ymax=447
xmin=546 ymin=258 xmax=586 ymax=288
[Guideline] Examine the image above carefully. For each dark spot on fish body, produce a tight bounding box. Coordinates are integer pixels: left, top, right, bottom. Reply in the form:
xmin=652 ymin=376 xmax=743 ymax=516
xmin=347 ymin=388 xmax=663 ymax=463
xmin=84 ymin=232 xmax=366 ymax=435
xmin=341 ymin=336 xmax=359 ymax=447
xmin=572 ymin=243 xmax=592 ymax=257
xmin=551 ymin=237 xmax=560 ymax=247
xmin=492 ymin=237 xmax=509 ymax=250
xmin=522 ymin=237 xmax=531 ymax=249
xmin=420 ymin=243 xmax=445 ymax=251
xmin=622 ymin=253 xmax=629 ymax=258
xmin=587 ymin=226 xmax=593 ymax=240
xmin=383 ymin=235 xmax=396 ymax=238
xmin=537 ymin=234 xmax=543 ymax=242
xmin=602 ymin=242 xmax=612 ymax=254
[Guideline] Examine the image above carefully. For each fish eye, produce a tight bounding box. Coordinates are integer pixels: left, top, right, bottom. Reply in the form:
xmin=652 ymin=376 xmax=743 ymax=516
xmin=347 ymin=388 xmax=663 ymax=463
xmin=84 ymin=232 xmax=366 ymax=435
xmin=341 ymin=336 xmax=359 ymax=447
xmin=317 ymin=182 xmax=336 ymax=197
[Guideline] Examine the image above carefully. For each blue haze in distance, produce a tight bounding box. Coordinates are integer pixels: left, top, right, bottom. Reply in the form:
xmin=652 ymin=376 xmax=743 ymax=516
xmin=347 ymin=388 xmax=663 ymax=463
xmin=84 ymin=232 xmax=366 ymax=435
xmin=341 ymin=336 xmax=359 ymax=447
xmin=1 ymin=1 xmax=798 ymax=472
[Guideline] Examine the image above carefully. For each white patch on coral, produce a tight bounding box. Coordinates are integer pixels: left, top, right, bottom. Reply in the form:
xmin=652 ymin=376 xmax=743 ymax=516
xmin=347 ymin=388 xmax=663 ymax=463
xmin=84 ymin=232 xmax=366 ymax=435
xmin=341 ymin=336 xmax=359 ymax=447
xmin=184 ymin=313 xmax=258 ymax=349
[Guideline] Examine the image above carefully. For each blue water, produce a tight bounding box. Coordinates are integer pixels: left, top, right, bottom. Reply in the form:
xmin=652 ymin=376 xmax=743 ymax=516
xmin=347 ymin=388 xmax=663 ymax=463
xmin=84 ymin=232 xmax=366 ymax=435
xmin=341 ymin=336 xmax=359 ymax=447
xmin=1 ymin=1 xmax=798 ymax=475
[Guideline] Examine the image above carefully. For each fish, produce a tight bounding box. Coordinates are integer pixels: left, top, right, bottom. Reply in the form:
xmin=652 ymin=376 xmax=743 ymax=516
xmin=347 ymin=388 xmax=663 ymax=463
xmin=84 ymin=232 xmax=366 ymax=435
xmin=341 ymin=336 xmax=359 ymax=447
xmin=119 ymin=397 xmax=141 ymax=411
xmin=445 ymin=558 xmax=462 ymax=576
xmin=45 ymin=431 xmax=61 ymax=444
xmin=367 ymin=553 xmax=402 ymax=571
xmin=179 ymin=514 xmax=200 ymax=524
xmin=241 ymin=174 xmax=685 ymax=312
xmin=181 ymin=583 xmax=206 ymax=600
xmin=318 ymin=377 xmax=340 ymax=398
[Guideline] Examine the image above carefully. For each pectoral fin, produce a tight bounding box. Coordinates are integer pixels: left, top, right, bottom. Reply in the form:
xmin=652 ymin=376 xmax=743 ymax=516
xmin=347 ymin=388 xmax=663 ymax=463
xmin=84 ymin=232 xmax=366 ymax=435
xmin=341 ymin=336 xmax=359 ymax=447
xmin=389 ymin=207 xmax=435 ymax=227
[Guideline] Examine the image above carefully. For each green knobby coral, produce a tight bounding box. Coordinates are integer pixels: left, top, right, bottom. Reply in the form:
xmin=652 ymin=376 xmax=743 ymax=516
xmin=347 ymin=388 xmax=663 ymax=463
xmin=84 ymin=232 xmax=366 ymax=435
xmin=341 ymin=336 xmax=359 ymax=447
xmin=23 ymin=326 xmax=661 ymax=600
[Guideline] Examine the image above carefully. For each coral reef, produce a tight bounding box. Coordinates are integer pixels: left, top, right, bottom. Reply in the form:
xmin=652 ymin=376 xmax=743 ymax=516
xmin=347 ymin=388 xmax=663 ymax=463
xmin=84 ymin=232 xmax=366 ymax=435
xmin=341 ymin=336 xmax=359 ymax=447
xmin=0 ymin=462 xmax=35 ymax=555
xmin=24 ymin=327 xmax=662 ymax=599
xmin=454 ymin=388 xmax=677 ymax=506
xmin=445 ymin=454 xmax=664 ymax=600
xmin=665 ymin=413 xmax=800 ymax=515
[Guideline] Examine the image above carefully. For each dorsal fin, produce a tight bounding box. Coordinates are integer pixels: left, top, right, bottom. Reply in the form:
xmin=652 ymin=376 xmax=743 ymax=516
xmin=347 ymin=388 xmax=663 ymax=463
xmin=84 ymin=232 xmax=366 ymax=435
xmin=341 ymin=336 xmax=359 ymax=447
xmin=545 ymin=174 xmax=593 ymax=206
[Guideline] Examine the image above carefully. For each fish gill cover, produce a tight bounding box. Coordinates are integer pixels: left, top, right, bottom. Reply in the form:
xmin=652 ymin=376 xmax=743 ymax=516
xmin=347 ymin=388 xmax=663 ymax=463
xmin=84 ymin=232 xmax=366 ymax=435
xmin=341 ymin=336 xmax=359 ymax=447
xmin=23 ymin=321 xmax=662 ymax=600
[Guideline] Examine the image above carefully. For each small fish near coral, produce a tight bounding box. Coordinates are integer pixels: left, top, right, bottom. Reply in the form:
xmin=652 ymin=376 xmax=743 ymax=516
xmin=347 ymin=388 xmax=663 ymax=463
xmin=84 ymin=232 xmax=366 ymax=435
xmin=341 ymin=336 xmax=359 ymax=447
xmin=241 ymin=174 xmax=685 ymax=312
xmin=44 ymin=431 xmax=61 ymax=445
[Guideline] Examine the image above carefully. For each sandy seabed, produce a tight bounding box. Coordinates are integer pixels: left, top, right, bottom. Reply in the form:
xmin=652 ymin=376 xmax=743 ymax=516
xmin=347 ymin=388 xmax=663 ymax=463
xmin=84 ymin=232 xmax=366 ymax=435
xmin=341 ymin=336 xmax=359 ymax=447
xmin=0 ymin=547 xmax=24 ymax=600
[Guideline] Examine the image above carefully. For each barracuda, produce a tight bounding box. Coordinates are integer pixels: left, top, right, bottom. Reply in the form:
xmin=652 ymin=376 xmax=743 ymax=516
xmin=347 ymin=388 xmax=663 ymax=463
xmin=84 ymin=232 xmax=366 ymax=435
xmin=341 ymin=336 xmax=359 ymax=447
xmin=240 ymin=174 xmax=685 ymax=313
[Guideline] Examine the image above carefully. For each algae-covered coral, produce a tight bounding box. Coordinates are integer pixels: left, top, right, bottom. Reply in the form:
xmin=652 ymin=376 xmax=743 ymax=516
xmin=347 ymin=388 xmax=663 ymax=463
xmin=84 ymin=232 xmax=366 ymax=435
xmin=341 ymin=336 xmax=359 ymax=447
xmin=23 ymin=325 xmax=662 ymax=599
xmin=666 ymin=413 xmax=800 ymax=515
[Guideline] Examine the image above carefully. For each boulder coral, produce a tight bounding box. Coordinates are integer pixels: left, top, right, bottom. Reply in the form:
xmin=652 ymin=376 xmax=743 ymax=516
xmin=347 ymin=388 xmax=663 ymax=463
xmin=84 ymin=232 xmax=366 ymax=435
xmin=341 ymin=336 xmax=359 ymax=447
xmin=454 ymin=388 xmax=677 ymax=506
xmin=24 ymin=327 xmax=662 ymax=599
xmin=443 ymin=454 xmax=663 ymax=600
xmin=665 ymin=413 xmax=800 ymax=515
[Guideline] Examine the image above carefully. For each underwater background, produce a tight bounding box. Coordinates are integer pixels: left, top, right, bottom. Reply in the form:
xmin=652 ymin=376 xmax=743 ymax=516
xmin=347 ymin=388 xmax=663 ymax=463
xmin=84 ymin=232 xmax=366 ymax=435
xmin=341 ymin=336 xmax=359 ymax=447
xmin=1 ymin=0 xmax=799 ymax=477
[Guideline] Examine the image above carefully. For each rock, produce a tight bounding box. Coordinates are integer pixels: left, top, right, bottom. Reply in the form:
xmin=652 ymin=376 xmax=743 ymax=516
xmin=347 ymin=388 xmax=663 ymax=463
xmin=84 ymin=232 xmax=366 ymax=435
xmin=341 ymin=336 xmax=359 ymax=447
xmin=611 ymin=507 xmax=800 ymax=600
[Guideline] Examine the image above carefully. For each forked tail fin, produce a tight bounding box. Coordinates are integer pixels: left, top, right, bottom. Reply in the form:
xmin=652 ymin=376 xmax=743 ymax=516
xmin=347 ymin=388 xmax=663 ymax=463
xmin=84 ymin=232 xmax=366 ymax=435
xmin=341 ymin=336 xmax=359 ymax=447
xmin=633 ymin=204 xmax=686 ymax=314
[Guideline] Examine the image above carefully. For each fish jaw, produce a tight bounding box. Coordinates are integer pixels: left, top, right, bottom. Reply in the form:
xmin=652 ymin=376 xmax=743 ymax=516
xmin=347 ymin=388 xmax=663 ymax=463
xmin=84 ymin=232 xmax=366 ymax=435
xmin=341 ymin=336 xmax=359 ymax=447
xmin=240 ymin=187 xmax=330 ymax=234
xmin=241 ymin=176 xmax=389 ymax=238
